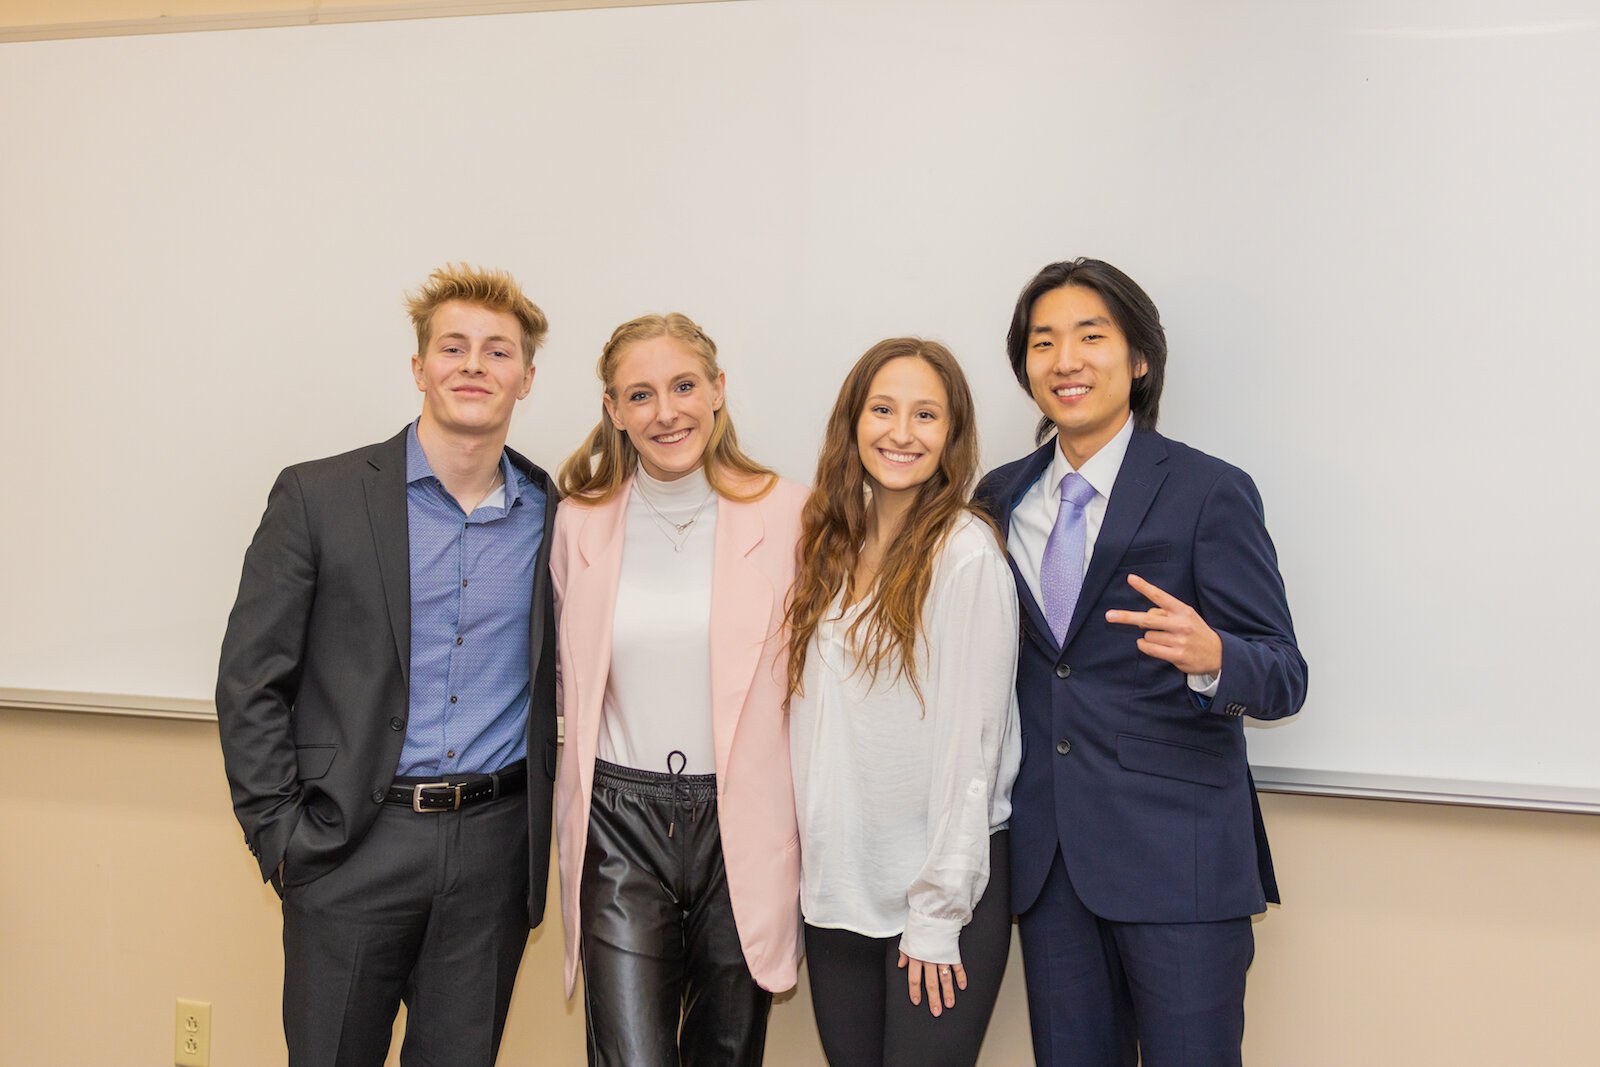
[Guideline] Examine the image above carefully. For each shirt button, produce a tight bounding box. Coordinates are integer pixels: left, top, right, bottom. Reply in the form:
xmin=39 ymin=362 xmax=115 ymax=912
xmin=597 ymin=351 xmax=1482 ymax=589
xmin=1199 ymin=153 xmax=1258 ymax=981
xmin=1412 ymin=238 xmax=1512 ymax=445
xmin=1056 ymin=739 xmax=1072 ymax=755
xmin=462 ymin=579 xmax=469 ymax=588
xmin=455 ymin=636 xmax=463 ymax=646
xmin=1055 ymin=665 xmax=1072 ymax=679
xmin=371 ymin=789 xmax=385 ymax=803
xmin=449 ymin=695 xmax=458 ymax=704
xmin=447 ymin=750 xmax=456 ymax=759
xmin=389 ymin=717 xmax=404 ymax=731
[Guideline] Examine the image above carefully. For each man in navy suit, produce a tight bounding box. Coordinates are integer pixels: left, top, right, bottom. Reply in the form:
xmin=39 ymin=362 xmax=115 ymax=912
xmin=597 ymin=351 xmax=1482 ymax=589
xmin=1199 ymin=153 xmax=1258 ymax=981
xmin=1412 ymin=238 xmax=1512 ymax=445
xmin=974 ymin=259 xmax=1307 ymax=1066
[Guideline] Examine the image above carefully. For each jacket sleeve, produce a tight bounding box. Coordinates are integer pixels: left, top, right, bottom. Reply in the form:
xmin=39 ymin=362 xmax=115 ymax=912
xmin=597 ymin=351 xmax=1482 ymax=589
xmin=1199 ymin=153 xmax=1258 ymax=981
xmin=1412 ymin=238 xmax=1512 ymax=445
xmin=549 ymin=507 xmax=570 ymax=719
xmin=215 ymin=466 xmax=317 ymax=883
xmin=1193 ymin=466 xmax=1308 ymax=721
xmin=971 ymin=469 xmax=1008 ymax=528
xmin=900 ymin=540 xmax=1020 ymax=964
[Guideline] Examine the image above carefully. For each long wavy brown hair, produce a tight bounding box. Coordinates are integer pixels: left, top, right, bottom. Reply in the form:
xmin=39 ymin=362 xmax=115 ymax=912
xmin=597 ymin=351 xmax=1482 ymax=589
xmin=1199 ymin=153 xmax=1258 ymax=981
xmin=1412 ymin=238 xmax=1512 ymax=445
xmin=785 ymin=338 xmax=993 ymax=707
xmin=558 ymin=313 xmax=775 ymax=504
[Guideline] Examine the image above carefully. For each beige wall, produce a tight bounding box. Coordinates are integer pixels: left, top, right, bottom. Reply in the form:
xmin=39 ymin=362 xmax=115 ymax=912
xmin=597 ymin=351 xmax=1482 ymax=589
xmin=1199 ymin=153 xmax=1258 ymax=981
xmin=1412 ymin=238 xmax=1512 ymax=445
xmin=2 ymin=707 xmax=1595 ymax=1066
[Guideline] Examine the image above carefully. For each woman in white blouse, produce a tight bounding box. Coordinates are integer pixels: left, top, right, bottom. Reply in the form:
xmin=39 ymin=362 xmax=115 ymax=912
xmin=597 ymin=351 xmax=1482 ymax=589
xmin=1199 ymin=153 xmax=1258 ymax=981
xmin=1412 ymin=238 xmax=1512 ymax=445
xmin=786 ymin=338 xmax=1021 ymax=1065
xmin=551 ymin=313 xmax=807 ymax=1065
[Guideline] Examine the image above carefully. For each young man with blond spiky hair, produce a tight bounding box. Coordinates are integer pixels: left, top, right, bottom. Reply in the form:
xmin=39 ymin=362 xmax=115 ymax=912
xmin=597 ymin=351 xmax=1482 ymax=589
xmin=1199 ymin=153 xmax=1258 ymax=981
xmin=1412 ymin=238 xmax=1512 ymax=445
xmin=217 ymin=265 xmax=559 ymax=1067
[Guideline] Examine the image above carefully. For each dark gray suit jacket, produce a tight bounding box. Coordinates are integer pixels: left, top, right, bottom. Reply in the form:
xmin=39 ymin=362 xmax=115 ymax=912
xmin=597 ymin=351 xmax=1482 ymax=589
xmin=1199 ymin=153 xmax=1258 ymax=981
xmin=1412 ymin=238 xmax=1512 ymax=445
xmin=216 ymin=426 xmax=559 ymax=926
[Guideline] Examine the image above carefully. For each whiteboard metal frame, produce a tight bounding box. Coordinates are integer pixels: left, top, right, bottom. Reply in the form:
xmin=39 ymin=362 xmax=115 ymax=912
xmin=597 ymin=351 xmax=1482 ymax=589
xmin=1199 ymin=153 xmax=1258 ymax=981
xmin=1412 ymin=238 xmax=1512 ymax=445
xmin=1251 ymin=766 xmax=1600 ymax=816
xmin=0 ymin=687 xmax=215 ymax=722
xmin=6 ymin=688 xmax=1595 ymax=814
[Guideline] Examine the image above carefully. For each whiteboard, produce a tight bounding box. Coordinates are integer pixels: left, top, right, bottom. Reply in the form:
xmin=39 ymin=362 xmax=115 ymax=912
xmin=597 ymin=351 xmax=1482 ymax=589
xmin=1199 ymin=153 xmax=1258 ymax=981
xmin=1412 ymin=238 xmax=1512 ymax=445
xmin=2 ymin=0 xmax=1597 ymax=809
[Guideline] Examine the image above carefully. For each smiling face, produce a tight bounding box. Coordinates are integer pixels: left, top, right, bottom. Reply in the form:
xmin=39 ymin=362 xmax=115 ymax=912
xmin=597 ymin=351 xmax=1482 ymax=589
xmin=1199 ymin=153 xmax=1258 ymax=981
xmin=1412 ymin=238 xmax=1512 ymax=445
xmin=855 ymin=355 xmax=950 ymax=504
xmin=1025 ymin=284 xmax=1147 ymax=466
xmin=602 ymin=334 xmax=725 ymax=481
xmin=411 ymin=299 xmax=534 ymax=439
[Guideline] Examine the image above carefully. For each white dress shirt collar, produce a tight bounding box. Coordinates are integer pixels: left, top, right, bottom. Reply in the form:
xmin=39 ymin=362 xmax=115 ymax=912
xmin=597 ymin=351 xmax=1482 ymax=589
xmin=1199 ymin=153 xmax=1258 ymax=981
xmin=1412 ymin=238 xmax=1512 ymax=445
xmin=1046 ymin=412 xmax=1136 ymax=504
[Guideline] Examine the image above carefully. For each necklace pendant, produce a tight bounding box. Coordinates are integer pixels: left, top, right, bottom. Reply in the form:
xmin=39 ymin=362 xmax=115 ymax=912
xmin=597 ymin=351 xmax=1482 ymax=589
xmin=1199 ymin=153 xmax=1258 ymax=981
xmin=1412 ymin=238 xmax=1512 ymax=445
xmin=674 ymin=542 xmax=685 ymax=553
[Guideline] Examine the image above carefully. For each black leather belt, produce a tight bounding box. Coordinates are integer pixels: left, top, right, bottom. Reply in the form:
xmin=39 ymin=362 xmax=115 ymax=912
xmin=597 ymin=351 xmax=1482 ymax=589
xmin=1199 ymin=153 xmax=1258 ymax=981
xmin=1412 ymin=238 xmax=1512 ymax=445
xmin=386 ymin=760 xmax=527 ymax=812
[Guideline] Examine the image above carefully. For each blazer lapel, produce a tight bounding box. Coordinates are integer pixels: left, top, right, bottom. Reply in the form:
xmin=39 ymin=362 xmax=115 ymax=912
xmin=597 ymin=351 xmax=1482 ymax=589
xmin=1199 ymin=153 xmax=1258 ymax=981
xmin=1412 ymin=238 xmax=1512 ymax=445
xmin=567 ymin=482 xmax=629 ymax=779
xmin=708 ymin=493 xmax=771 ymax=781
xmin=1060 ymin=430 xmax=1169 ymax=653
xmin=996 ymin=442 xmax=1059 ymax=660
xmin=364 ymin=429 xmax=412 ymax=688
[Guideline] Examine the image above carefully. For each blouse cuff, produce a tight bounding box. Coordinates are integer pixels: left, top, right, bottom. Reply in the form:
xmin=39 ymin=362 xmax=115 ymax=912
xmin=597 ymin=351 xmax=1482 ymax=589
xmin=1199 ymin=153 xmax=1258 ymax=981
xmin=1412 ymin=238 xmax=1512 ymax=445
xmin=899 ymin=911 xmax=964 ymax=966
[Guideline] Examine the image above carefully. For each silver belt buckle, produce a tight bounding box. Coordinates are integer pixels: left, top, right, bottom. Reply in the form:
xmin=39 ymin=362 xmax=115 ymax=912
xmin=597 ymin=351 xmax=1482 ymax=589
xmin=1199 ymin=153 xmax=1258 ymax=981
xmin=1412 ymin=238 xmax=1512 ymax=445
xmin=412 ymin=782 xmax=462 ymax=812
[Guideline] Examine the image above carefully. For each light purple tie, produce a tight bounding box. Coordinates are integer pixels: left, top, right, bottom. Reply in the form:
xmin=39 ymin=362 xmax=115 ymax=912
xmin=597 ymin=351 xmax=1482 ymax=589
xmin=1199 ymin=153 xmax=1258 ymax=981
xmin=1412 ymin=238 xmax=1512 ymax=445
xmin=1041 ymin=472 xmax=1097 ymax=645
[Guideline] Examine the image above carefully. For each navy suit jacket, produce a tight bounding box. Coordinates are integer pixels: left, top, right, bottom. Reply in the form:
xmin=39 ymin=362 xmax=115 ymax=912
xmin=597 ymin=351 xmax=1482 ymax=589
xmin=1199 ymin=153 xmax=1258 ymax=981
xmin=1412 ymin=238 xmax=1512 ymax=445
xmin=974 ymin=430 xmax=1307 ymax=923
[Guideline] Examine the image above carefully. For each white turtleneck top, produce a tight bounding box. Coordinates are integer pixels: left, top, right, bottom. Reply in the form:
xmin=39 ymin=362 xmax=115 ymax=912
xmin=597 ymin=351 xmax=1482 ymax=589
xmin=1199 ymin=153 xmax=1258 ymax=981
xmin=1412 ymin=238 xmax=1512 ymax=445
xmin=597 ymin=465 xmax=719 ymax=775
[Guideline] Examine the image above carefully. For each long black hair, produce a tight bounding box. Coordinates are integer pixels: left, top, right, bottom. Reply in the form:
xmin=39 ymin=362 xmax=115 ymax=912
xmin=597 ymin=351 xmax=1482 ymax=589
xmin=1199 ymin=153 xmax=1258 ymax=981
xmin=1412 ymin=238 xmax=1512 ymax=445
xmin=1005 ymin=258 xmax=1167 ymax=443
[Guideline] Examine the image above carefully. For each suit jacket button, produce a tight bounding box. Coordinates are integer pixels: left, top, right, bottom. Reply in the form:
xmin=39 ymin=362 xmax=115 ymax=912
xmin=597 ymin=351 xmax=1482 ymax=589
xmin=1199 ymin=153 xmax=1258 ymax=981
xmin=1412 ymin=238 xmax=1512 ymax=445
xmin=390 ymin=716 xmax=405 ymax=731
xmin=1055 ymin=665 xmax=1071 ymax=679
xmin=1056 ymin=739 xmax=1071 ymax=755
xmin=371 ymin=789 xmax=386 ymax=803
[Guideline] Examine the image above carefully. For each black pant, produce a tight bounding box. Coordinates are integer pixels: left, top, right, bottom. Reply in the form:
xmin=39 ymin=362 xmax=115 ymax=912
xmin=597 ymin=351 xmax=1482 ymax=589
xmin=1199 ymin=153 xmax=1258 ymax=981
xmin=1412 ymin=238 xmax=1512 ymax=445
xmin=580 ymin=758 xmax=771 ymax=1067
xmin=804 ymin=830 xmax=1012 ymax=1067
xmin=281 ymin=771 xmax=530 ymax=1067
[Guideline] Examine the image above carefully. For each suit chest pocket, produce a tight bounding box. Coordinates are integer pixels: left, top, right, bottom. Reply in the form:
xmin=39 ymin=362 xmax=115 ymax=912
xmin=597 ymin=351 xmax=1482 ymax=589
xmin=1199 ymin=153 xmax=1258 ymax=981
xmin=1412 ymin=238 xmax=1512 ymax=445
xmin=1114 ymin=541 xmax=1171 ymax=570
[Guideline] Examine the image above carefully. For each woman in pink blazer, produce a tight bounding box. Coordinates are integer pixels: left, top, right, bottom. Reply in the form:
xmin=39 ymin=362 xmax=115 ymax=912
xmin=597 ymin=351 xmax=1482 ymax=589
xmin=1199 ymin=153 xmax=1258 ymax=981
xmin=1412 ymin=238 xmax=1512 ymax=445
xmin=550 ymin=312 xmax=805 ymax=1066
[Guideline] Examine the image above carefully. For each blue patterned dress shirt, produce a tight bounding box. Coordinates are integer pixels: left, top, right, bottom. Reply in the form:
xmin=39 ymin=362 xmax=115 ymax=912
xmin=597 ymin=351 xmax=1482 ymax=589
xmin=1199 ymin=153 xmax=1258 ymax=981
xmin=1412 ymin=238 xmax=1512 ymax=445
xmin=398 ymin=421 xmax=544 ymax=777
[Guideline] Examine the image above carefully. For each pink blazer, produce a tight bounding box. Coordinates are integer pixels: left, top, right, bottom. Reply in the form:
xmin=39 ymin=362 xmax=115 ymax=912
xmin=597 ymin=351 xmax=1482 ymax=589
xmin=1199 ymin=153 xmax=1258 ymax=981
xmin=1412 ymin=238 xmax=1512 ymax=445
xmin=550 ymin=473 xmax=807 ymax=997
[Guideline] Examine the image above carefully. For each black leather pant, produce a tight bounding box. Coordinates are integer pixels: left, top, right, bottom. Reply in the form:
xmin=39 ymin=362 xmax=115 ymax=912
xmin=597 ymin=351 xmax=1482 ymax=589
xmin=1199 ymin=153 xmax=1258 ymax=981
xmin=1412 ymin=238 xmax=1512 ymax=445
xmin=580 ymin=757 xmax=771 ymax=1067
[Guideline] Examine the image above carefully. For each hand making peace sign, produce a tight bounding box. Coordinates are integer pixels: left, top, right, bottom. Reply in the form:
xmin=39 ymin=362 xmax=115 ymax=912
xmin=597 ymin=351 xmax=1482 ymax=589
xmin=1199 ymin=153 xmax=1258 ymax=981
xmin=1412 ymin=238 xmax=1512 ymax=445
xmin=1104 ymin=574 xmax=1223 ymax=676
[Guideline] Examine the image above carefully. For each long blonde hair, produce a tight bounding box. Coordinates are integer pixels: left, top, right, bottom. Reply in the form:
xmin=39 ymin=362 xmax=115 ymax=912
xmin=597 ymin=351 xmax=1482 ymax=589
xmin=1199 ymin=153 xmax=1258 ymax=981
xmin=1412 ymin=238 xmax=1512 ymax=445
xmin=784 ymin=338 xmax=993 ymax=706
xmin=558 ymin=313 xmax=775 ymax=504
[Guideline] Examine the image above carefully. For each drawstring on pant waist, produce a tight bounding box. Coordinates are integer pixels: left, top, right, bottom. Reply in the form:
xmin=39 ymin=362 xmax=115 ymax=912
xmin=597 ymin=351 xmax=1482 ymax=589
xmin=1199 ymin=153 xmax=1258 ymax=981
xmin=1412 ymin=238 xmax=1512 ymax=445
xmin=666 ymin=749 xmax=701 ymax=838
xmin=590 ymin=756 xmax=715 ymax=839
